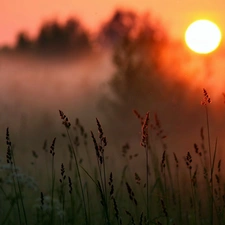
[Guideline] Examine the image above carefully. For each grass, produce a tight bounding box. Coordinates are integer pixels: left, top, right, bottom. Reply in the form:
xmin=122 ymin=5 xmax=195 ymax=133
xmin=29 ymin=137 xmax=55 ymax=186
xmin=0 ymin=88 xmax=225 ymax=225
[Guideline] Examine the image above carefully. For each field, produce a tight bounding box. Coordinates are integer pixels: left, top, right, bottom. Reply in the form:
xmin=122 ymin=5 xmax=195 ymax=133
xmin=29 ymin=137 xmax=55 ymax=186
xmin=2 ymin=6 xmax=225 ymax=225
xmin=0 ymin=84 xmax=225 ymax=225
xmin=1 ymin=39 xmax=225 ymax=225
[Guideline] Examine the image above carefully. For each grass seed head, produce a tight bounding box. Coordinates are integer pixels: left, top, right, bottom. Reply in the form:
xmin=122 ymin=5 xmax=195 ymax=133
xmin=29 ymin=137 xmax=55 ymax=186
xmin=95 ymin=118 xmax=107 ymax=146
xmin=194 ymin=143 xmax=202 ymax=156
xmin=111 ymin=196 xmax=120 ymax=223
xmin=126 ymin=182 xmax=138 ymax=206
xmin=40 ymin=192 xmax=44 ymax=209
xmin=185 ymin=151 xmax=192 ymax=170
xmin=6 ymin=128 xmax=12 ymax=164
xmin=32 ymin=150 xmax=38 ymax=158
xmin=50 ymin=138 xmax=56 ymax=156
xmin=68 ymin=176 xmax=72 ymax=194
xmin=133 ymin=109 xmax=144 ymax=125
xmin=60 ymin=163 xmax=66 ymax=183
xmin=218 ymin=159 xmax=221 ymax=172
xmin=173 ymin=152 xmax=179 ymax=168
xmin=215 ymin=174 xmax=220 ymax=184
xmin=59 ymin=110 xmax=71 ymax=128
xmin=135 ymin=172 xmax=141 ymax=185
xmin=141 ymin=112 xmax=150 ymax=148
xmin=96 ymin=118 xmax=103 ymax=139
xmin=201 ymin=88 xmax=211 ymax=105
xmin=161 ymin=150 xmax=166 ymax=172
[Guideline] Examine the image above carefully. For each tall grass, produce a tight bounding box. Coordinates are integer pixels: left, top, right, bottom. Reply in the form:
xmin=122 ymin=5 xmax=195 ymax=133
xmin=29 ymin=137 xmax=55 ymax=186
xmin=0 ymin=89 xmax=225 ymax=225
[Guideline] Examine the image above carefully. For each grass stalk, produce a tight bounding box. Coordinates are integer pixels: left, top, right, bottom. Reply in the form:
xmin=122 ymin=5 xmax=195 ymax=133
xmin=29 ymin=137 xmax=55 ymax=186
xmin=66 ymin=129 xmax=88 ymax=224
xmin=50 ymin=138 xmax=56 ymax=225
xmin=6 ymin=128 xmax=25 ymax=225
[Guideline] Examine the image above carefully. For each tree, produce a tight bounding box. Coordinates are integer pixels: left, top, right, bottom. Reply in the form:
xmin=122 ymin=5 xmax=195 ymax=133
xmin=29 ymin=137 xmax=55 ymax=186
xmin=16 ymin=32 xmax=32 ymax=50
xmin=36 ymin=18 xmax=91 ymax=54
xmin=98 ymin=11 xmax=190 ymax=141
xmin=36 ymin=21 xmax=66 ymax=51
xmin=100 ymin=12 xmax=168 ymax=110
xmin=64 ymin=18 xmax=91 ymax=52
xmin=98 ymin=9 xmax=138 ymax=47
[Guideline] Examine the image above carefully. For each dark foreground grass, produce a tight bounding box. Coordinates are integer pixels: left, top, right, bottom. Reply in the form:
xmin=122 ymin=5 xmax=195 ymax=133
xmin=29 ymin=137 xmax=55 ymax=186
xmin=0 ymin=89 xmax=225 ymax=225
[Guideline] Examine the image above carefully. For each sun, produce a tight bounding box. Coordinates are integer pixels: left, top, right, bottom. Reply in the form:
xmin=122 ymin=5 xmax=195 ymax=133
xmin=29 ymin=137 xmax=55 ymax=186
xmin=185 ymin=19 xmax=222 ymax=54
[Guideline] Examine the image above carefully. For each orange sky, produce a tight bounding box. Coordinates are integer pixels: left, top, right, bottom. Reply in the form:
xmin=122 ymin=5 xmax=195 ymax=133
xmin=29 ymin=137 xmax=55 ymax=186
xmin=1 ymin=0 xmax=225 ymax=46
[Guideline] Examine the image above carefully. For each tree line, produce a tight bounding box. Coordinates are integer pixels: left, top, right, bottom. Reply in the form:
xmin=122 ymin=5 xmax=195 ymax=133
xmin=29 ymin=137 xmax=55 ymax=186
xmin=13 ymin=9 xmax=167 ymax=56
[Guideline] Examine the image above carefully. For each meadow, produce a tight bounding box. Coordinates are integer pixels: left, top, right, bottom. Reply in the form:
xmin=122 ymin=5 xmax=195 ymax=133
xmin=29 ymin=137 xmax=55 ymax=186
xmin=1 ymin=28 xmax=225 ymax=224
xmin=2 ymin=8 xmax=225 ymax=224
xmin=0 ymin=82 xmax=225 ymax=225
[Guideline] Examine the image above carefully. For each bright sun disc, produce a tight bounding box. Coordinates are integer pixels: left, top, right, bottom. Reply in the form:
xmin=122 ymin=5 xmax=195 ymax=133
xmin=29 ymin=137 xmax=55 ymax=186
xmin=185 ymin=20 xmax=222 ymax=54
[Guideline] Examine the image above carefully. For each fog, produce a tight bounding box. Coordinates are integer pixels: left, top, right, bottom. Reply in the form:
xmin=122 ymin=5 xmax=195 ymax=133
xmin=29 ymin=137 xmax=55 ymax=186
xmin=0 ymin=51 xmax=116 ymax=168
xmin=1 ymin=45 xmax=225 ymax=178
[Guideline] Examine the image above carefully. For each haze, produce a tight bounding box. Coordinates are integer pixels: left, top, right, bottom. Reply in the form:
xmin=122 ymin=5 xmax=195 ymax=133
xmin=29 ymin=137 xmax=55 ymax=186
xmin=1 ymin=7 xmax=225 ymax=178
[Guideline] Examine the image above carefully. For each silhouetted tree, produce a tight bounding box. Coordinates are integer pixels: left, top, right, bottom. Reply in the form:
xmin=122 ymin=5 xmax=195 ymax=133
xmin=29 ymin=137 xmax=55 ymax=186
xmin=64 ymin=18 xmax=91 ymax=51
xmin=98 ymin=9 xmax=138 ymax=47
xmin=36 ymin=21 xmax=65 ymax=51
xmin=36 ymin=18 xmax=91 ymax=54
xmin=16 ymin=32 xmax=32 ymax=50
xmin=100 ymin=13 xmax=167 ymax=106
xmin=98 ymin=11 xmax=190 ymax=140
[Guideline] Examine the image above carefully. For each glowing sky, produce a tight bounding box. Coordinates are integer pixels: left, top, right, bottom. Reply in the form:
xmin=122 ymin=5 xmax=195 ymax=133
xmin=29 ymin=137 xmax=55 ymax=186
xmin=1 ymin=0 xmax=225 ymax=46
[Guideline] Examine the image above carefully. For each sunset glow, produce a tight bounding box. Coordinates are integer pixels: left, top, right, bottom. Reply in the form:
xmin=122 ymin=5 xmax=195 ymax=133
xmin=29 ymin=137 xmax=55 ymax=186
xmin=1 ymin=0 xmax=225 ymax=46
xmin=185 ymin=20 xmax=222 ymax=54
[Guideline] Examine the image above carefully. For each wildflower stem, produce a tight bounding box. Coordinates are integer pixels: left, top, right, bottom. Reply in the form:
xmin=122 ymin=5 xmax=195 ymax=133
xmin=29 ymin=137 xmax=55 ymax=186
xmin=50 ymin=153 xmax=55 ymax=224
xmin=145 ymin=143 xmax=149 ymax=223
xmin=66 ymin=129 xmax=88 ymax=225
xmin=205 ymin=106 xmax=212 ymax=171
